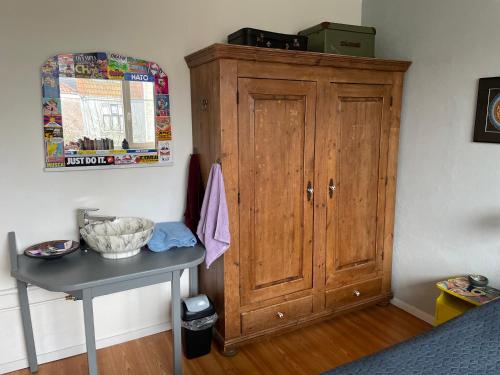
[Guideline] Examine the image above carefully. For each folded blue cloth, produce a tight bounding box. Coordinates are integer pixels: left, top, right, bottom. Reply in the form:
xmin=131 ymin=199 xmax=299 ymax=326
xmin=147 ymin=222 xmax=197 ymax=252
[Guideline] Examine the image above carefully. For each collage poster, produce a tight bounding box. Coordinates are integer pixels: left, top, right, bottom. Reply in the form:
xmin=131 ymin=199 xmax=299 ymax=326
xmin=73 ymin=53 xmax=108 ymax=79
xmin=107 ymin=53 xmax=128 ymax=80
xmin=41 ymin=52 xmax=173 ymax=169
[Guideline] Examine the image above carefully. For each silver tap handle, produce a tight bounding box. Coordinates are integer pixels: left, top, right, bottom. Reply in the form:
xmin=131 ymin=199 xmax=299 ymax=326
xmin=77 ymin=208 xmax=99 ymax=227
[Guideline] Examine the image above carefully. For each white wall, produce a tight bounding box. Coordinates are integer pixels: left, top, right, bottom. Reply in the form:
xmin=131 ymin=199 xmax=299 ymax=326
xmin=0 ymin=0 xmax=361 ymax=372
xmin=362 ymin=0 xmax=500 ymax=318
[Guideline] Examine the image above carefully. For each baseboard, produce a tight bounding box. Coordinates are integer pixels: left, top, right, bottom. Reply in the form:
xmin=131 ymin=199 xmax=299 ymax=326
xmin=390 ymin=297 xmax=434 ymax=325
xmin=0 ymin=321 xmax=172 ymax=374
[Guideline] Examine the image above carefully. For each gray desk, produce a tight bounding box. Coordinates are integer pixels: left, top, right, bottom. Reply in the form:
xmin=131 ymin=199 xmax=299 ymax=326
xmin=8 ymin=232 xmax=205 ymax=375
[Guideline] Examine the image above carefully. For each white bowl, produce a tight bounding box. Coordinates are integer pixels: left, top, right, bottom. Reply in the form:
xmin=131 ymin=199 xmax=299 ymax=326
xmin=80 ymin=217 xmax=154 ymax=259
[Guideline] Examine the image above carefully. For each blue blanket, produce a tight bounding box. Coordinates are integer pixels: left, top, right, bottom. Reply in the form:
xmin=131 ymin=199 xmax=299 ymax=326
xmin=324 ymin=298 xmax=500 ymax=375
xmin=147 ymin=222 xmax=197 ymax=252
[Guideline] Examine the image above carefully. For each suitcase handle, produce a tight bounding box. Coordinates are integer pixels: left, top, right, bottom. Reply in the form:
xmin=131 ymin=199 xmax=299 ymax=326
xmin=285 ymin=39 xmax=301 ymax=50
xmin=340 ymin=41 xmax=361 ymax=48
xmin=256 ymin=32 xmax=302 ymax=50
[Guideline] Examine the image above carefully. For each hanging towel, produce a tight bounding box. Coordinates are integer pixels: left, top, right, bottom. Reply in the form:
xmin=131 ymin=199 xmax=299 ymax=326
xmin=147 ymin=222 xmax=197 ymax=252
xmin=197 ymin=163 xmax=230 ymax=268
xmin=184 ymin=154 xmax=204 ymax=234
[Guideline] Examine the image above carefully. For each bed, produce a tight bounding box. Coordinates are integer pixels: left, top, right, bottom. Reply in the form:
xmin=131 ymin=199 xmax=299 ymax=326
xmin=323 ymin=298 xmax=500 ymax=375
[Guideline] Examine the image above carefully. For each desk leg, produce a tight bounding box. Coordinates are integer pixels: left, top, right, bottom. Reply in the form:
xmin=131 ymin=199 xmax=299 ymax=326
xmin=171 ymin=269 xmax=182 ymax=375
xmin=17 ymin=280 xmax=38 ymax=373
xmin=189 ymin=266 xmax=198 ymax=297
xmin=82 ymin=289 xmax=98 ymax=375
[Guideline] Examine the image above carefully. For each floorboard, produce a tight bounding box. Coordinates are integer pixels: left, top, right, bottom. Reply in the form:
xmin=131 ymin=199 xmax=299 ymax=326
xmin=8 ymin=304 xmax=431 ymax=375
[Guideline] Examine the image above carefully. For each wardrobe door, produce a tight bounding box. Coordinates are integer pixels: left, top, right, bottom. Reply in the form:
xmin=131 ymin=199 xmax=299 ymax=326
xmin=238 ymin=78 xmax=316 ymax=306
xmin=325 ymin=83 xmax=392 ymax=288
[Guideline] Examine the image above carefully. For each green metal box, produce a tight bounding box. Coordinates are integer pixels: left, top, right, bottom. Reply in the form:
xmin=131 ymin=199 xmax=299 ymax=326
xmin=299 ymin=22 xmax=376 ymax=57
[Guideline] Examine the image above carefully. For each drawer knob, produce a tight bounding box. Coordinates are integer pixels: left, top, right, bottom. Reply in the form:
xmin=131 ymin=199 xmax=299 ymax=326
xmin=276 ymin=311 xmax=284 ymax=319
xmin=353 ymin=290 xmax=361 ymax=297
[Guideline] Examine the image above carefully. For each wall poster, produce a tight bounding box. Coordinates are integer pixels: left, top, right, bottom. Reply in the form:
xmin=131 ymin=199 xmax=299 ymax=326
xmin=41 ymin=52 xmax=173 ymax=170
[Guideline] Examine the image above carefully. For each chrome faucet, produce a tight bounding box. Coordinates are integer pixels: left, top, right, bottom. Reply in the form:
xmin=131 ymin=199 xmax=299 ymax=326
xmin=77 ymin=208 xmax=116 ymax=247
xmin=77 ymin=208 xmax=116 ymax=228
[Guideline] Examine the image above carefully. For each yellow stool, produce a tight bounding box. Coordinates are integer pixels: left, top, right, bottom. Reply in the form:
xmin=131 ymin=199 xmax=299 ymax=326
xmin=435 ymin=276 xmax=500 ymax=326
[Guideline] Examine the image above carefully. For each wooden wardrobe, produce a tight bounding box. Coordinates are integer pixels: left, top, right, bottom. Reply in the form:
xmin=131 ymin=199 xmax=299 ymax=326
xmin=185 ymin=44 xmax=410 ymax=354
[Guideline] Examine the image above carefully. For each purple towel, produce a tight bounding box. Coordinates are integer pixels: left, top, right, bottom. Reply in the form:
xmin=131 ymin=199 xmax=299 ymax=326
xmin=197 ymin=163 xmax=230 ymax=268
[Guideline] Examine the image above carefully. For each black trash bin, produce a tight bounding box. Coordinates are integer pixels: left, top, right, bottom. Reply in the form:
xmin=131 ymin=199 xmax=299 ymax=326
xmin=181 ymin=294 xmax=218 ymax=359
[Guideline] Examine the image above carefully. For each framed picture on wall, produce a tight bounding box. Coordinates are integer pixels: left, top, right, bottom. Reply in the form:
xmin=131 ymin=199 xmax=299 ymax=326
xmin=473 ymin=77 xmax=500 ymax=143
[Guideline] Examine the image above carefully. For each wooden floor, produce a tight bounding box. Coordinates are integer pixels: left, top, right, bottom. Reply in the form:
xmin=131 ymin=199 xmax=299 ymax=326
xmin=10 ymin=304 xmax=431 ymax=375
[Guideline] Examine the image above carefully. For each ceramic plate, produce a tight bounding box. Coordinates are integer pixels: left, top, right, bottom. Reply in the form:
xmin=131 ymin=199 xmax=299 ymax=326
xmin=24 ymin=240 xmax=80 ymax=259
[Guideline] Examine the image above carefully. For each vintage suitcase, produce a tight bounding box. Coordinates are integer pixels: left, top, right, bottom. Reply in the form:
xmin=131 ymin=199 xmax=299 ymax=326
xmin=299 ymin=22 xmax=376 ymax=57
xmin=228 ymin=28 xmax=308 ymax=51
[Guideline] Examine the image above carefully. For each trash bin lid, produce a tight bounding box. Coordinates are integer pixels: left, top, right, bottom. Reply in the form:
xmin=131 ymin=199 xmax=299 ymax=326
xmin=185 ymin=295 xmax=210 ymax=312
xmin=182 ymin=295 xmax=216 ymax=321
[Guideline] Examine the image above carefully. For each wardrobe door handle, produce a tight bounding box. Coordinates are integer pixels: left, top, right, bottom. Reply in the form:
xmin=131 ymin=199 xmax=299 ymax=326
xmin=329 ymin=179 xmax=336 ymax=198
xmin=307 ymin=181 xmax=314 ymax=201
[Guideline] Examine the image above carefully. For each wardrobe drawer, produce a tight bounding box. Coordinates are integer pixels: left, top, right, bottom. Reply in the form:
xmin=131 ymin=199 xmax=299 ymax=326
xmin=326 ymin=278 xmax=382 ymax=309
xmin=241 ymin=296 xmax=313 ymax=335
